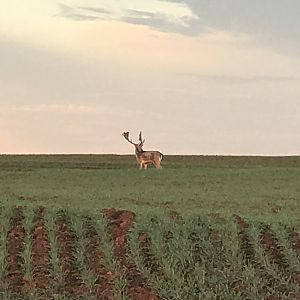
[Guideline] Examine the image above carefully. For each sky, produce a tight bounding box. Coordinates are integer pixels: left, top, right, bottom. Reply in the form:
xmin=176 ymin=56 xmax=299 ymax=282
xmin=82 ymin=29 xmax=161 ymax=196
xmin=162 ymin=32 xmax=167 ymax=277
xmin=1 ymin=0 xmax=300 ymax=155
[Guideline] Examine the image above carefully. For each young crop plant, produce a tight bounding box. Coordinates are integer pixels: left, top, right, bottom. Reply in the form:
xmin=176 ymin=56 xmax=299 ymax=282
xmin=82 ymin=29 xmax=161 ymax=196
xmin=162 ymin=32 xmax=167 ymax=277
xmin=93 ymin=212 xmax=129 ymax=299
xmin=44 ymin=209 xmax=63 ymax=296
xmin=271 ymin=223 xmax=300 ymax=285
xmin=247 ymin=222 xmax=297 ymax=299
xmin=211 ymin=216 xmax=264 ymax=299
xmin=127 ymin=214 xmax=168 ymax=300
xmin=141 ymin=216 xmax=186 ymax=299
xmin=260 ymin=223 xmax=300 ymax=298
xmin=68 ymin=212 xmax=97 ymax=296
xmin=0 ymin=208 xmax=12 ymax=280
xmin=113 ymin=272 xmax=130 ymax=300
xmin=138 ymin=215 xmax=220 ymax=300
xmin=183 ymin=216 xmax=239 ymax=300
xmin=0 ymin=207 xmax=14 ymax=298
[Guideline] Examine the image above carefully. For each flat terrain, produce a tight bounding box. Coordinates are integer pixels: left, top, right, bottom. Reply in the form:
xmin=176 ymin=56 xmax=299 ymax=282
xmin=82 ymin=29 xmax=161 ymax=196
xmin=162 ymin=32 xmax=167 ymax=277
xmin=0 ymin=155 xmax=299 ymax=221
xmin=0 ymin=155 xmax=299 ymax=299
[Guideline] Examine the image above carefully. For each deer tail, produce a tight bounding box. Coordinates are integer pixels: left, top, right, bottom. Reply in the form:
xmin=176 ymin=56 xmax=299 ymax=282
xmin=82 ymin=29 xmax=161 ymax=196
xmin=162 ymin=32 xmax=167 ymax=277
xmin=160 ymin=152 xmax=164 ymax=161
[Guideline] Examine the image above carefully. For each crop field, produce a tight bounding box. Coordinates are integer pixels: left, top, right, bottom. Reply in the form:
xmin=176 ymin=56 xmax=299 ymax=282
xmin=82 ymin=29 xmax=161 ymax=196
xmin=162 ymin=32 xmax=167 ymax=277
xmin=0 ymin=155 xmax=299 ymax=299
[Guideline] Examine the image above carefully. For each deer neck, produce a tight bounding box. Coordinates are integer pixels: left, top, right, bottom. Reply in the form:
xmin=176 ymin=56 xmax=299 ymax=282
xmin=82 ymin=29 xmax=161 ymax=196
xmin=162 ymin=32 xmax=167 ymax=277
xmin=135 ymin=148 xmax=144 ymax=156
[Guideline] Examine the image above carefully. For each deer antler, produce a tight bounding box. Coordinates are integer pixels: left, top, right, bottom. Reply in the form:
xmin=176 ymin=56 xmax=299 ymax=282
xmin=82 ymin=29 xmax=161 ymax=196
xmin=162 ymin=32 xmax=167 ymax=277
xmin=122 ymin=131 xmax=135 ymax=145
xmin=139 ymin=131 xmax=145 ymax=146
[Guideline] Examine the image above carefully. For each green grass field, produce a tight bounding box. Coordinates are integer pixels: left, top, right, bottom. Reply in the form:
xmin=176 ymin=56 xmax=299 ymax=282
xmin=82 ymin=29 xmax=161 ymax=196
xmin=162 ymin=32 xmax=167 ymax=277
xmin=0 ymin=155 xmax=299 ymax=223
xmin=0 ymin=155 xmax=299 ymax=299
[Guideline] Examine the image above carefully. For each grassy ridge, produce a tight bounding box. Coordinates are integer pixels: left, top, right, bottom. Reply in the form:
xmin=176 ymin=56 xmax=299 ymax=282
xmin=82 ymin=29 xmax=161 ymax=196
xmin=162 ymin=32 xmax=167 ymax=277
xmin=0 ymin=155 xmax=299 ymax=226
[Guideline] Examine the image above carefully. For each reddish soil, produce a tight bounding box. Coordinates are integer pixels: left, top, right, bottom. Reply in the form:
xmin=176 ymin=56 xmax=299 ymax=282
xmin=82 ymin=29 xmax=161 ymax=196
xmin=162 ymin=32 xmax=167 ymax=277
xmin=235 ymin=215 xmax=255 ymax=264
xmin=31 ymin=207 xmax=52 ymax=294
xmin=138 ymin=232 xmax=164 ymax=277
xmin=260 ymin=224 xmax=289 ymax=272
xmin=234 ymin=216 xmax=288 ymax=299
xmin=84 ymin=217 xmax=114 ymax=300
xmin=260 ymin=225 xmax=300 ymax=286
xmin=5 ymin=207 xmax=26 ymax=296
xmin=55 ymin=210 xmax=87 ymax=298
xmin=103 ymin=208 xmax=160 ymax=300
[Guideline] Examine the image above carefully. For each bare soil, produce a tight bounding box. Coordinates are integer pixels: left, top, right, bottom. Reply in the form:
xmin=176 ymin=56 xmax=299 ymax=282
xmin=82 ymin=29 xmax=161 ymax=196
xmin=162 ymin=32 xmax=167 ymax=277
xmin=235 ymin=215 xmax=255 ymax=264
xmin=1 ymin=206 xmax=298 ymax=299
xmin=5 ymin=207 xmax=26 ymax=296
xmin=289 ymin=229 xmax=300 ymax=255
xmin=260 ymin=225 xmax=300 ymax=286
xmin=235 ymin=216 xmax=299 ymax=299
xmin=260 ymin=224 xmax=289 ymax=271
xmin=84 ymin=217 xmax=114 ymax=300
xmin=103 ymin=208 xmax=160 ymax=300
xmin=138 ymin=232 xmax=164 ymax=277
xmin=55 ymin=210 xmax=87 ymax=298
xmin=31 ymin=207 xmax=53 ymax=296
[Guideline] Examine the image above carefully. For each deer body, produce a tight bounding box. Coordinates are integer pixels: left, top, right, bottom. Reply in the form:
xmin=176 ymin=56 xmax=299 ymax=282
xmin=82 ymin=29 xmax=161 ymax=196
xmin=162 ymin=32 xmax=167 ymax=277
xmin=122 ymin=131 xmax=163 ymax=169
xmin=135 ymin=149 xmax=163 ymax=169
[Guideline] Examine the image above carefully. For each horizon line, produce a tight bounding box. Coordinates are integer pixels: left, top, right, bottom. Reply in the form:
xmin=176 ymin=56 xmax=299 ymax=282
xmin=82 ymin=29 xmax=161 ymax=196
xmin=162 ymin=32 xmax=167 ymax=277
xmin=1 ymin=153 xmax=299 ymax=157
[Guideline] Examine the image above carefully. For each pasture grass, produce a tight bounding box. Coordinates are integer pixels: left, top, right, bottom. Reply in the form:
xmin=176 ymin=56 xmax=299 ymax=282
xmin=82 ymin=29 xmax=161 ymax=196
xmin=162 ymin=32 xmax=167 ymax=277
xmin=0 ymin=154 xmax=299 ymax=226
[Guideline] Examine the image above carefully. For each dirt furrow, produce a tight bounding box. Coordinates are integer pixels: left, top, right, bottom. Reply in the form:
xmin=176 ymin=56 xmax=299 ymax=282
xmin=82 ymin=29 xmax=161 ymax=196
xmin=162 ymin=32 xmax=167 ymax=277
xmin=31 ymin=207 xmax=53 ymax=296
xmin=103 ymin=208 xmax=160 ymax=300
xmin=84 ymin=218 xmax=114 ymax=300
xmin=138 ymin=232 xmax=164 ymax=277
xmin=55 ymin=211 xmax=87 ymax=298
xmin=235 ymin=216 xmax=291 ymax=299
xmin=289 ymin=229 xmax=300 ymax=256
xmin=6 ymin=207 xmax=26 ymax=296
xmin=260 ymin=224 xmax=289 ymax=272
xmin=235 ymin=215 xmax=256 ymax=265
xmin=260 ymin=225 xmax=300 ymax=287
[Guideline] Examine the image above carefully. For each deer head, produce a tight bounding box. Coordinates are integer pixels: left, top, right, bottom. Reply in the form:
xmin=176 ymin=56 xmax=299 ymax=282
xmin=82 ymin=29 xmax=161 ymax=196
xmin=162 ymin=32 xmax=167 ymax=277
xmin=122 ymin=131 xmax=145 ymax=153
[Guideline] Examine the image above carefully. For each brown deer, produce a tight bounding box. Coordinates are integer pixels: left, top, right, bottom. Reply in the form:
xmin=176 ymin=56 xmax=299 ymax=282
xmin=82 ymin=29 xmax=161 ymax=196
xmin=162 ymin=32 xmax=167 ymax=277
xmin=122 ymin=131 xmax=163 ymax=169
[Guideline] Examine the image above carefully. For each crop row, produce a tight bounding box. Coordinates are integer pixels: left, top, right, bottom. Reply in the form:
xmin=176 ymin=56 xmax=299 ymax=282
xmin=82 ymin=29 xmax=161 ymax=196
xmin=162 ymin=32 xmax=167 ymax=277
xmin=0 ymin=207 xmax=299 ymax=300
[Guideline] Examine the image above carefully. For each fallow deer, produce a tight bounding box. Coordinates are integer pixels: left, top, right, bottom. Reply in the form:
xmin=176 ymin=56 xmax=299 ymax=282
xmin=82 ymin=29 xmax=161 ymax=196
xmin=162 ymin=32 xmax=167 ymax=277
xmin=122 ymin=131 xmax=163 ymax=169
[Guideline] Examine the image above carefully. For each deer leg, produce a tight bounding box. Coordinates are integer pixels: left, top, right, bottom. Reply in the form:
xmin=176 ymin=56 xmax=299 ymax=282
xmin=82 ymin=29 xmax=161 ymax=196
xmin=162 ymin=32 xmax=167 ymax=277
xmin=155 ymin=161 xmax=162 ymax=170
xmin=144 ymin=164 xmax=148 ymax=170
xmin=139 ymin=163 xmax=143 ymax=170
xmin=153 ymin=160 xmax=162 ymax=170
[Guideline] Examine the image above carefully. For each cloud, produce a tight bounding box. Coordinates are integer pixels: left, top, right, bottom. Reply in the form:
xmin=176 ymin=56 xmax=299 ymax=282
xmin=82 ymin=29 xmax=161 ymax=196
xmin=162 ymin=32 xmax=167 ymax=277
xmin=1 ymin=104 xmax=100 ymax=114
xmin=180 ymin=73 xmax=300 ymax=83
xmin=121 ymin=9 xmax=200 ymax=35
xmin=78 ymin=6 xmax=111 ymax=15
xmin=56 ymin=3 xmax=200 ymax=35
xmin=126 ymin=9 xmax=160 ymax=19
xmin=55 ymin=1 xmax=300 ymax=42
xmin=158 ymin=0 xmax=300 ymax=42
xmin=56 ymin=3 xmax=110 ymax=21
xmin=121 ymin=16 xmax=188 ymax=35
